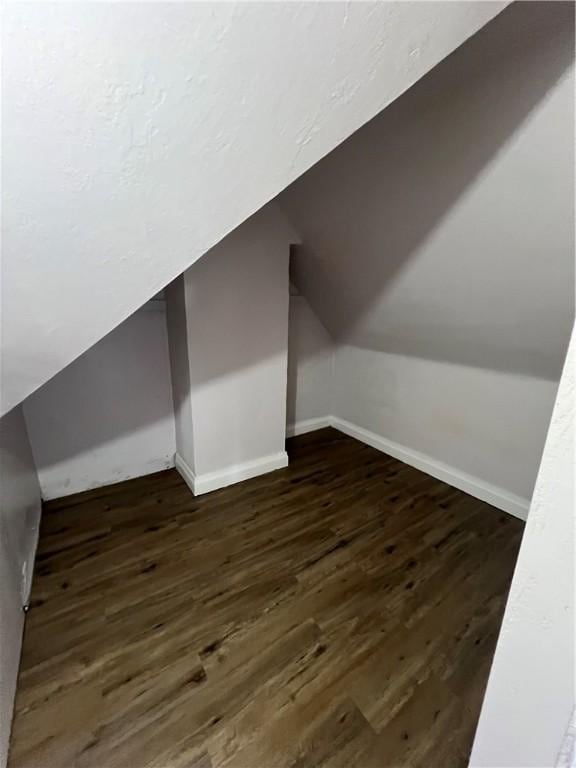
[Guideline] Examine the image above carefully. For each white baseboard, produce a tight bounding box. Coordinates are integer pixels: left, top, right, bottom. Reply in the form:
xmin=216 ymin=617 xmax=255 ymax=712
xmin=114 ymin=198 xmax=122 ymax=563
xmin=331 ymin=417 xmax=529 ymax=521
xmin=175 ymin=451 xmax=289 ymax=496
xmin=286 ymin=416 xmax=332 ymax=438
xmin=285 ymin=414 xmax=529 ymax=521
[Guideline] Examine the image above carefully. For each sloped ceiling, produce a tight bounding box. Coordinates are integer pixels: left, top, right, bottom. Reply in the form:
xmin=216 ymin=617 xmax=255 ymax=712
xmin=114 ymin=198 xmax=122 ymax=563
xmin=1 ymin=1 xmax=508 ymax=415
xmin=279 ymin=2 xmax=575 ymax=381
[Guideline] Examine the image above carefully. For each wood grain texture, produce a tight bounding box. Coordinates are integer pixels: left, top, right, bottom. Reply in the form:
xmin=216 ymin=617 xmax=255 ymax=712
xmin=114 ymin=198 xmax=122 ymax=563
xmin=9 ymin=428 xmax=523 ymax=768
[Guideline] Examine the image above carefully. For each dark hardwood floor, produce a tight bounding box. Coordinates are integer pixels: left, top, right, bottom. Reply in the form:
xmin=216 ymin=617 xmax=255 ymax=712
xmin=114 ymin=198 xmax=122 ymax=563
xmin=9 ymin=428 xmax=523 ymax=768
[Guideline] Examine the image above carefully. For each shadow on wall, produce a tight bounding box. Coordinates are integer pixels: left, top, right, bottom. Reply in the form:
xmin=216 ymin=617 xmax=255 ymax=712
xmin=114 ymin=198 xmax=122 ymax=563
xmin=286 ymin=276 xmax=333 ymax=428
xmin=281 ymin=1 xmax=575 ymax=381
xmin=22 ymin=305 xmax=175 ymax=482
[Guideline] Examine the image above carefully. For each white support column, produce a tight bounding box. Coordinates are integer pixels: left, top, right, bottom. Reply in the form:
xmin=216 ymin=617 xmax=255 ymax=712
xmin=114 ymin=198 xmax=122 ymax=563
xmin=167 ymin=205 xmax=296 ymax=494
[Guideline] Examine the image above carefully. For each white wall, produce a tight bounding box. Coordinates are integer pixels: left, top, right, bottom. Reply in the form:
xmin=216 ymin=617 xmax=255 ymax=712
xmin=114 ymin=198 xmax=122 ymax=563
xmin=333 ymin=347 xmax=558 ymax=516
xmin=23 ymin=303 xmax=175 ymax=500
xmin=0 ymin=407 xmax=41 ymax=768
xmin=470 ymin=327 xmax=575 ymax=767
xmin=1 ymin=1 xmax=508 ymax=415
xmin=280 ymin=2 xmax=574 ymax=511
xmin=287 ymin=286 xmax=333 ymax=431
xmin=169 ymin=206 xmax=294 ymax=494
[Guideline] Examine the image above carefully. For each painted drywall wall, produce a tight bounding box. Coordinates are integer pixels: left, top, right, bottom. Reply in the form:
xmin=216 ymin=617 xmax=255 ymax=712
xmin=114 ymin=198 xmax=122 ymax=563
xmin=1 ymin=1 xmax=508 ymax=415
xmin=280 ymin=2 xmax=574 ymax=507
xmin=168 ymin=205 xmax=294 ymax=493
xmin=0 ymin=407 xmax=41 ymax=768
xmin=0 ymin=408 xmax=41 ymax=604
xmin=333 ymin=346 xmax=558 ymax=515
xmin=23 ymin=304 xmax=175 ymax=500
xmin=470 ymin=327 xmax=575 ymax=767
xmin=287 ymin=286 xmax=334 ymax=432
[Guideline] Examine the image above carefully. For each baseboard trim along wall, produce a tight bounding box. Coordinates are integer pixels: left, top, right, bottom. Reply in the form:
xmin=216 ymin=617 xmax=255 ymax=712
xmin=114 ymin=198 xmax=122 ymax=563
xmin=286 ymin=416 xmax=530 ymax=521
xmin=175 ymin=451 xmax=289 ymax=496
xmin=286 ymin=416 xmax=332 ymax=438
xmin=174 ymin=416 xmax=530 ymax=517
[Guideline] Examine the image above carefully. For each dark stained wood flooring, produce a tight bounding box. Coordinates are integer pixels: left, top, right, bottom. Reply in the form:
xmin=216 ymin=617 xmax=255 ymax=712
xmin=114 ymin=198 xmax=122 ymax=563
xmin=9 ymin=428 xmax=523 ymax=768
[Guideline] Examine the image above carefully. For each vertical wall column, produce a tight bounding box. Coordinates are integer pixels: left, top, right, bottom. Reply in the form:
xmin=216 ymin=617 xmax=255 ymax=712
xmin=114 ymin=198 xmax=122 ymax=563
xmin=166 ymin=205 xmax=295 ymax=495
xmin=470 ymin=328 xmax=575 ymax=767
xmin=0 ymin=406 xmax=42 ymax=767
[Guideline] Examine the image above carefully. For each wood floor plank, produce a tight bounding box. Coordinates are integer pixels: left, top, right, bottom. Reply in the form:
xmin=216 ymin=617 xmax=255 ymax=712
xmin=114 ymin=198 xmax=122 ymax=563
xmin=9 ymin=428 xmax=523 ymax=767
